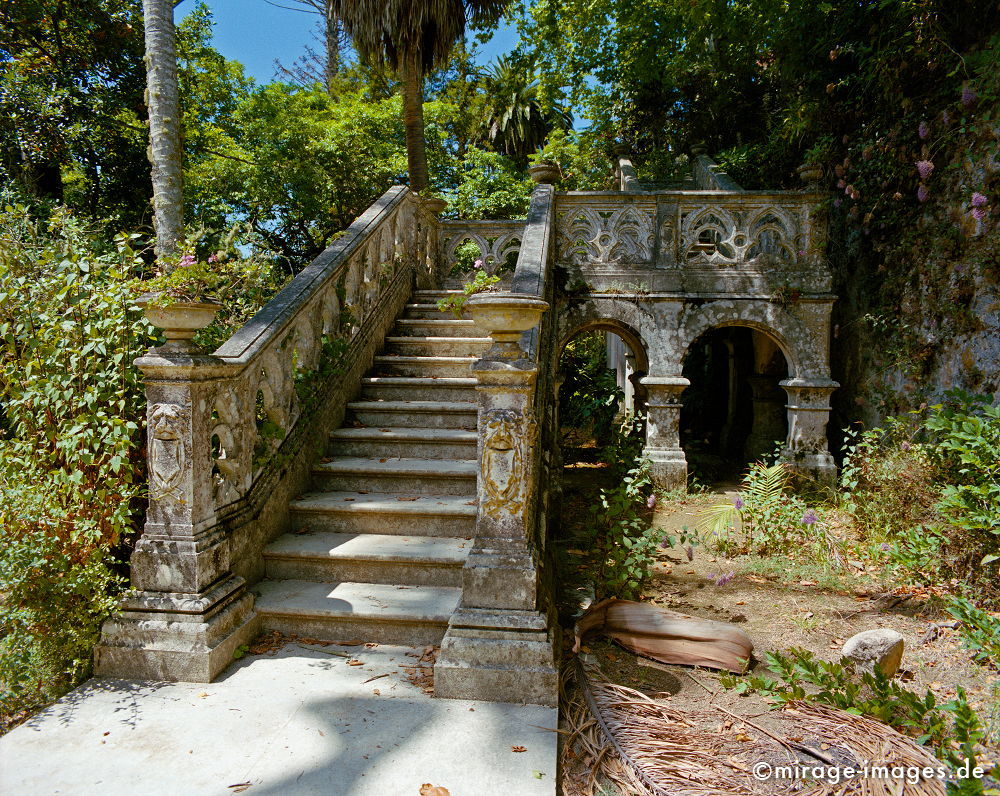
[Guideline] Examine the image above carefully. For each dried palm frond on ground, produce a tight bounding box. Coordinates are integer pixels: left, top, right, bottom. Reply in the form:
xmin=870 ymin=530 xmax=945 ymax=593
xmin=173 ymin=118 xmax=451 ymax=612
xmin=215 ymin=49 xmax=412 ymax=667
xmin=563 ymin=659 xmax=953 ymax=796
xmin=573 ymin=598 xmax=754 ymax=673
xmin=787 ymin=701 xmax=947 ymax=796
xmin=564 ymin=657 xmax=768 ymax=795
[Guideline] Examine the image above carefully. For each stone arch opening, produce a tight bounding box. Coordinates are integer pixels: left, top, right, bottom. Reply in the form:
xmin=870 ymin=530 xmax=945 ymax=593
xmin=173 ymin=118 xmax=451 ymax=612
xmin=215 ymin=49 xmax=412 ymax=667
xmin=680 ymin=324 xmax=790 ymax=481
xmin=556 ymin=318 xmax=649 ymax=464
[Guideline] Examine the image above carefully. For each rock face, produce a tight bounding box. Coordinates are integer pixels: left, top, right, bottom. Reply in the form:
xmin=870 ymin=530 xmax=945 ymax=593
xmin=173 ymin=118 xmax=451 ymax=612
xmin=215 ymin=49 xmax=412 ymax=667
xmin=841 ymin=629 xmax=905 ymax=677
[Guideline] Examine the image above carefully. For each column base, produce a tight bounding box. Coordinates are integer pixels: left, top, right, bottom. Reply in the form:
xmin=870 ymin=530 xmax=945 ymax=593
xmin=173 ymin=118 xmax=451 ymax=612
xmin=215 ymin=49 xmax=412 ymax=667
xmin=94 ymin=576 xmax=259 ymax=682
xmin=434 ymin=608 xmax=558 ymax=706
xmin=782 ymin=449 xmax=838 ymax=487
xmin=644 ymin=447 xmax=688 ymax=492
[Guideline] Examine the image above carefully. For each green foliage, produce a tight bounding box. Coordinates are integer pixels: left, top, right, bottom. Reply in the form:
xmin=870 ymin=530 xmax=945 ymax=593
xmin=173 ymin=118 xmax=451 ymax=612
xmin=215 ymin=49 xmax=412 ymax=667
xmin=584 ymin=460 xmax=663 ymax=601
xmin=436 ymin=268 xmax=500 ymax=317
xmin=924 ymin=392 xmax=1000 ymax=551
xmin=946 ymin=597 xmax=1000 ymax=670
xmin=448 ymin=147 xmax=532 ymax=220
xmin=720 ymin=648 xmax=990 ymax=778
xmin=699 ymin=460 xmax=822 ymax=556
xmin=0 ymin=0 xmax=149 ymax=224
xmin=0 ymin=202 xmax=155 ymax=723
xmin=558 ymin=331 xmax=623 ymax=444
xmin=840 ymin=392 xmax=1000 ymax=600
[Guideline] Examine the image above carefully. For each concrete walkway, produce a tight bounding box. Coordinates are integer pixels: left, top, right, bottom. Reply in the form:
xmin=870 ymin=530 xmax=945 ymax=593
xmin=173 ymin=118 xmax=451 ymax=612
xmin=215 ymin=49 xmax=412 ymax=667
xmin=1 ymin=642 xmax=558 ymax=796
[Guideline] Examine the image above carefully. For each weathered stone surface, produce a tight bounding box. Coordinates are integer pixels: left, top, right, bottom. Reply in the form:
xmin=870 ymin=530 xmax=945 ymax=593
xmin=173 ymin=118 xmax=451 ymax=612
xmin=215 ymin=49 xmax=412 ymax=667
xmin=842 ymin=629 xmax=905 ymax=677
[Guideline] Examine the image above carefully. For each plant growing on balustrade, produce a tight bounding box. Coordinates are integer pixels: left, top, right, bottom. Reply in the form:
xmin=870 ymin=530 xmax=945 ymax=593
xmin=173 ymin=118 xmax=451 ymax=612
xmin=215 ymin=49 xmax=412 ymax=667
xmin=698 ymin=459 xmax=826 ymax=557
xmin=437 ymin=268 xmax=500 ymax=317
xmin=0 ymin=202 xmax=155 ymax=725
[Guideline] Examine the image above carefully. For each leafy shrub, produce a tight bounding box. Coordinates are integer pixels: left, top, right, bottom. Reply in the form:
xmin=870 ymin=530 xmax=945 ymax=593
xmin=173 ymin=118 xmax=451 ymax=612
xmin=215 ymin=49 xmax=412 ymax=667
xmin=721 ymin=648 xmax=991 ymax=781
xmin=448 ymin=147 xmax=532 ymax=220
xmin=946 ymin=597 xmax=1000 ymax=670
xmin=584 ymin=460 xmax=663 ymax=601
xmin=699 ymin=460 xmax=823 ymax=556
xmin=840 ymin=392 xmax=1000 ymax=600
xmin=558 ymin=331 xmax=624 ymax=446
xmin=0 ymin=203 xmax=154 ymax=724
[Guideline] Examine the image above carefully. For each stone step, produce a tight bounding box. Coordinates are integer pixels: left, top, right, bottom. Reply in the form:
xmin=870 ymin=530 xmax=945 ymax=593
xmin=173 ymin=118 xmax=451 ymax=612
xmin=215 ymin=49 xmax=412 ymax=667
xmin=373 ymin=355 xmax=477 ymax=378
xmin=361 ymin=376 xmax=478 ymax=402
xmin=394 ymin=317 xmax=482 ymax=335
xmin=289 ymin=491 xmax=477 ymax=537
xmin=313 ymin=456 xmax=476 ymax=495
xmin=412 ymin=289 xmax=463 ymax=301
xmin=347 ymin=399 xmax=478 ymax=430
xmin=402 ymin=303 xmax=471 ymax=320
xmin=328 ymin=426 xmax=477 ymax=459
xmin=383 ymin=335 xmax=491 ymax=357
xmin=263 ymin=532 xmax=470 ymax=586
xmin=253 ymin=579 xmax=460 ymax=646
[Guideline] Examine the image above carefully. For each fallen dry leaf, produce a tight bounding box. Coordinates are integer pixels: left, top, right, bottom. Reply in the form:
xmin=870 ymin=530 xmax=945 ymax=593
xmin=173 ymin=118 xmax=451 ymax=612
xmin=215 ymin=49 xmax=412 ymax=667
xmin=397 ymin=496 xmax=418 ymax=501
xmin=228 ymin=784 xmax=252 ymax=793
xmin=347 ymin=659 xmax=363 ymax=666
xmin=511 ymin=745 xmax=527 ymax=753
xmin=198 ymin=692 xmax=210 ymax=698
xmin=419 ymin=785 xmax=450 ymax=796
xmin=799 ymin=580 xmax=818 ymax=586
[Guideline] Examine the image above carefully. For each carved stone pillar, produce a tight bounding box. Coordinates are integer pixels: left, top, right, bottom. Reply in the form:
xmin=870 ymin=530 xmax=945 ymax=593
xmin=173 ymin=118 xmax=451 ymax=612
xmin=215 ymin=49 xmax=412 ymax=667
xmin=640 ymin=375 xmax=690 ymax=490
xmin=744 ymin=375 xmax=787 ymax=461
xmin=95 ymin=340 xmax=258 ymax=682
xmin=435 ymin=294 xmax=558 ymax=706
xmin=779 ymin=378 xmax=839 ymax=485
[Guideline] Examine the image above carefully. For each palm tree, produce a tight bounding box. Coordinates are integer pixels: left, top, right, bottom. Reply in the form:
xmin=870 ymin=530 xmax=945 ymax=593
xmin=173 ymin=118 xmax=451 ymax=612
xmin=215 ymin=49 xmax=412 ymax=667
xmin=143 ymin=0 xmax=184 ymax=259
xmin=481 ymin=56 xmax=573 ymax=167
xmin=331 ymin=0 xmax=507 ymax=193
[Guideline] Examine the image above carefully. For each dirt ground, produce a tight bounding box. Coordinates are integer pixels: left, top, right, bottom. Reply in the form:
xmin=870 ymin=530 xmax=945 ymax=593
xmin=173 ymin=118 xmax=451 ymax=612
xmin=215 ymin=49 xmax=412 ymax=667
xmin=556 ymin=464 xmax=1000 ymax=795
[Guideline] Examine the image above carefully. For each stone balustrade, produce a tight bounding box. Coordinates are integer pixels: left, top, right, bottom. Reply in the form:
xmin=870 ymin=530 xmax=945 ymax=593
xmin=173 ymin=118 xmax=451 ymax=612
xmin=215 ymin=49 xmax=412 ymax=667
xmin=96 ymin=187 xmax=440 ymax=682
xmin=440 ymin=219 xmax=525 ymax=287
xmin=435 ymin=184 xmax=561 ymax=707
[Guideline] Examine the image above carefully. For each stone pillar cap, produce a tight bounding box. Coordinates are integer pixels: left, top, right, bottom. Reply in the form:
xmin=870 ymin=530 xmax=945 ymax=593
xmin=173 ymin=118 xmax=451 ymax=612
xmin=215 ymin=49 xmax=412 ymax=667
xmin=639 ymin=375 xmax=691 ymax=387
xmin=779 ymin=377 xmax=840 ymax=389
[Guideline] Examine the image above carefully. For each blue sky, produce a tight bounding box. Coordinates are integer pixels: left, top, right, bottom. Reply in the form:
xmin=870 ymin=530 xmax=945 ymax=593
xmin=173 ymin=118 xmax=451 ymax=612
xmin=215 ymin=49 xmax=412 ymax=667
xmin=174 ymin=0 xmax=518 ymax=83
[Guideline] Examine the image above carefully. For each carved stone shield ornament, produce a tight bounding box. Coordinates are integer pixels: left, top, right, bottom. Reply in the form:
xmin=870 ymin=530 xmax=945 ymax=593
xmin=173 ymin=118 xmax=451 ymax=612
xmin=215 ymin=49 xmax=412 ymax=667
xmin=482 ymin=409 xmax=537 ymax=519
xmin=149 ymin=403 xmax=187 ymax=503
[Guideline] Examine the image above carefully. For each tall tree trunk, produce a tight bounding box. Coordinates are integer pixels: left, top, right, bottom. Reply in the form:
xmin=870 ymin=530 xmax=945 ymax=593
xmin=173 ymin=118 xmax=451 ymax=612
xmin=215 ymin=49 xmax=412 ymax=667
xmin=142 ymin=0 xmax=184 ymax=262
xmin=400 ymin=50 xmax=428 ymax=194
xmin=324 ymin=3 xmax=341 ymax=97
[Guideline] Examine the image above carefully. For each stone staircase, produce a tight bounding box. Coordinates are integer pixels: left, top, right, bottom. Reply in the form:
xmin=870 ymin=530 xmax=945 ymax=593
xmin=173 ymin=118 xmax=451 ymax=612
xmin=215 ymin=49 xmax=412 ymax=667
xmin=252 ymin=289 xmax=490 ymax=645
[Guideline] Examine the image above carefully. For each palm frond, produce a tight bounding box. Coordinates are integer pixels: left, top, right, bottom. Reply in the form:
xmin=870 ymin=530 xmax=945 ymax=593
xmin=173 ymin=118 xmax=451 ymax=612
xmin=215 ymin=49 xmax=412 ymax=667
xmin=696 ymin=501 xmax=737 ymax=536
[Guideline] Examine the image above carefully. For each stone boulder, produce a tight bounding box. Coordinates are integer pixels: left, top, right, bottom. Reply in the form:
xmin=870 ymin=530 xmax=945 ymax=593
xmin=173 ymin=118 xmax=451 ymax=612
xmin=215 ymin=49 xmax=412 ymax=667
xmin=841 ymin=629 xmax=905 ymax=677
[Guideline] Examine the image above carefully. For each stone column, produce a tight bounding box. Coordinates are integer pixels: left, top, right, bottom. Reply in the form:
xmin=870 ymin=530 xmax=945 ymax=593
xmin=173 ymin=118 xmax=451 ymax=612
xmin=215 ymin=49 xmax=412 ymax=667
xmin=95 ymin=330 xmax=258 ymax=682
xmin=779 ymin=378 xmax=839 ymax=486
xmin=435 ymin=294 xmax=559 ymax=706
xmin=640 ymin=375 xmax=690 ymax=491
xmin=744 ymin=375 xmax=788 ymax=461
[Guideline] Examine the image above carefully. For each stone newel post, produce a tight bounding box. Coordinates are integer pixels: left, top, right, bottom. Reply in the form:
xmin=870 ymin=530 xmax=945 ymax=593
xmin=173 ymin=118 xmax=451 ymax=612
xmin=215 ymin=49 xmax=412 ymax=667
xmin=95 ymin=310 xmax=258 ymax=682
xmin=640 ymin=375 xmax=690 ymax=490
xmin=780 ymin=377 xmax=839 ymax=485
xmin=434 ymin=293 xmax=559 ymax=706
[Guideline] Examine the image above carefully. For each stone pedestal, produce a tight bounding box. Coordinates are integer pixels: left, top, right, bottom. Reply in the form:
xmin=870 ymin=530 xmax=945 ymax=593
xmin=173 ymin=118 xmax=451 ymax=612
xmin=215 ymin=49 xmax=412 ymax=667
xmin=745 ymin=375 xmax=788 ymax=461
xmin=640 ymin=375 xmax=690 ymax=490
xmin=780 ymin=377 xmax=839 ymax=486
xmin=95 ymin=344 xmax=258 ymax=682
xmin=435 ymin=295 xmax=558 ymax=706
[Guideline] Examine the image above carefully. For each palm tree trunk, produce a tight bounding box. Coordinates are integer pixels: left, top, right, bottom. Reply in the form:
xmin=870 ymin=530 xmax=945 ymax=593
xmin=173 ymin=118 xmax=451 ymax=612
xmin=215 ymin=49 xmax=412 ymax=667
xmin=142 ymin=0 xmax=184 ymax=262
xmin=400 ymin=50 xmax=428 ymax=194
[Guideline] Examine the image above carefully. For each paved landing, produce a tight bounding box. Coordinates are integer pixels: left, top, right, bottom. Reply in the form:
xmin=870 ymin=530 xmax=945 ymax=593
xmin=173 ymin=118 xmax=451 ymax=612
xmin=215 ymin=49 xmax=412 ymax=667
xmin=1 ymin=643 xmax=558 ymax=796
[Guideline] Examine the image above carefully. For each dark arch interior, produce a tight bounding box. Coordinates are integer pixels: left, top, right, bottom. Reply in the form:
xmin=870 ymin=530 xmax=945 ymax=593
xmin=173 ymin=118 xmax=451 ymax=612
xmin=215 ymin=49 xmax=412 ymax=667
xmin=681 ymin=326 xmax=789 ymax=482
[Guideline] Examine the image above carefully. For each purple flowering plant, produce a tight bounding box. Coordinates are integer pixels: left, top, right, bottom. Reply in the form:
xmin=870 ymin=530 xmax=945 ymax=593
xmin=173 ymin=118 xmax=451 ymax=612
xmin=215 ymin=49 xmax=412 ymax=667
xmin=136 ymin=244 xmax=233 ymax=307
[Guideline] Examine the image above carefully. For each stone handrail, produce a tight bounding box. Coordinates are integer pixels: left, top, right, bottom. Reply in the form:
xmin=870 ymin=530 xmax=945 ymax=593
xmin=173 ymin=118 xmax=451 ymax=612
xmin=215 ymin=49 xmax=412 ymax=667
xmin=692 ymin=153 xmax=743 ymax=191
